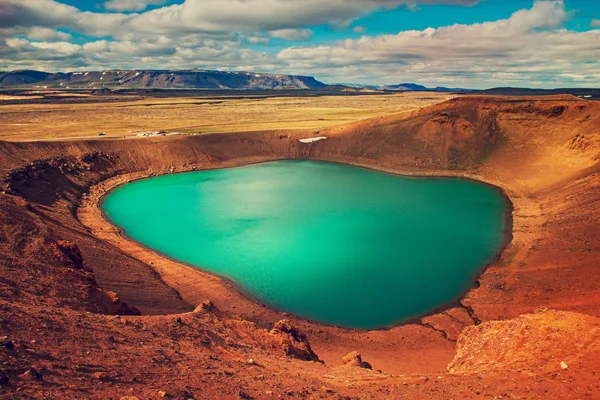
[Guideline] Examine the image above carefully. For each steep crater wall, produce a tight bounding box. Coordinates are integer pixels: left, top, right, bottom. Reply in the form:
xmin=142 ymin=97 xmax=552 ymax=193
xmin=1 ymin=95 xmax=600 ymax=379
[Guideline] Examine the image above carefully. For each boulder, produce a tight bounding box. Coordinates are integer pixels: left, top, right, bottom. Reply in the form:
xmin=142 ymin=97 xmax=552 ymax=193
xmin=104 ymin=291 xmax=142 ymax=316
xmin=47 ymin=240 xmax=87 ymax=270
xmin=194 ymin=300 xmax=215 ymax=313
xmin=92 ymin=371 xmax=111 ymax=381
xmin=342 ymin=351 xmax=372 ymax=369
xmin=19 ymin=368 xmax=42 ymax=380
xmin=269 ymin=319 xmax=320 ymax=362
xmin=0 ymin=336 xmax=13 ymax=350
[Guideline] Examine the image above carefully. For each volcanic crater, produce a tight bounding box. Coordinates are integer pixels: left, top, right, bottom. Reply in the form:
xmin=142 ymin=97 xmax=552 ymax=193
xmin=1 ymin=95 xmax=600 ymax=399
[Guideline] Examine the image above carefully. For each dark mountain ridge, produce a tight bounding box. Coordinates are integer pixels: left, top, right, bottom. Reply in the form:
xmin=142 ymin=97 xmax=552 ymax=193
xmin=472 ymin=87 xmax=600 ymax=99
xmin=0 ymin=69 xmax=327 ymax=90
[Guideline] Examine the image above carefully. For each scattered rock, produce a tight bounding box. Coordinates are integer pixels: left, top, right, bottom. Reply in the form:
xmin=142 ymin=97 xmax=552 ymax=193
xmin=0 ymin=371 xmax=9 ymax=385
xmin=246 ymin=358 xmax=256 ymax=366
xmin=157 ymin=390 xmax=168 ymax=398
xmin=19 ymin=368 xmax=42 ymax=380
xmin=269 ymin=319 xmax=320 ymax=362
xmin=270 ymin=319 xmax=296 ymax=335
xmin=238 ymin=390 xmax=253 ymax=399
xmin=104 ymin=291 xmax=142 ymax=316
xmin=47 ymin=240 xmax=86 ymax=270
xmin=421 ymin=307 xmax=476 ymax=341
xmin=199 ymin=336 xmax=211 ymax=345
xmin=549 ymin=105 xmax=566 ymax=117
xmin=0 ymin=336 xmax=13 ymax=350
xmin=342 ymin=351 xmax=372 ymax=369
xmin=36 ymin=350 xmax=50 ymax=358
xmin=93 ymin=371 xmax=110 ymax=381
xmin=194 ymin=300 xmax=215 ymax=313
xmin=560 ymin=361 xmax=568 ymax=370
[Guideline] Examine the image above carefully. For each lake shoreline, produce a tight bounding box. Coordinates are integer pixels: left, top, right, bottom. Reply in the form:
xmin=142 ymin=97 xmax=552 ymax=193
xmin=81 ymin=157 xmax=515 ymax=333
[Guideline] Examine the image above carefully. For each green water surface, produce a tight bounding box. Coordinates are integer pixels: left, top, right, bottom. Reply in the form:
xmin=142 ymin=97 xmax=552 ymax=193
xmin=103 ymin=160 xmax=508 ymax=329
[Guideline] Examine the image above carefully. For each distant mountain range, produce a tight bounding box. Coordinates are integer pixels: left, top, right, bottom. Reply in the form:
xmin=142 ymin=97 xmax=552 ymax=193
xmin=0 ymin=69 xmax=327 ymax=90
xmin=0 ymin=69 xmax=475 ymax=92
xmin=2 ymin=70 xmax=594 ymax=98
xmin=334 ymin=82 xmax=472 ymax=92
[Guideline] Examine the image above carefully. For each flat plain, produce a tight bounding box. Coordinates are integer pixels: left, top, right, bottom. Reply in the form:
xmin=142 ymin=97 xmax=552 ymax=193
xmin=0 ymin=91 xmax=454 ymax=141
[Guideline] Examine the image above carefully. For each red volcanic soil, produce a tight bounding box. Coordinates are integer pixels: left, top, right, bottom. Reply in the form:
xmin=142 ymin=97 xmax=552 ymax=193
xmin=1 ymin=95 xmax=600 ymax=398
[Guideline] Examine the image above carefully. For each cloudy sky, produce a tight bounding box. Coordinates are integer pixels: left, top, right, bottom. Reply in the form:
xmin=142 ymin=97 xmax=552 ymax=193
xmin=1 ymin=0 xmax=600 ymax=88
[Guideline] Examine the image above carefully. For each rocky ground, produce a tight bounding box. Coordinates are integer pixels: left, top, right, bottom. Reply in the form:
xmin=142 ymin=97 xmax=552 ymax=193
xmin=0 ymin=95 xmax=599 ymax=398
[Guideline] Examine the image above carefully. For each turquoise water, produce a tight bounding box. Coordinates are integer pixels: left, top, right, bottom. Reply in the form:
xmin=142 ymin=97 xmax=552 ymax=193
xmin=103 ymin=160 xmax=508 ymax=329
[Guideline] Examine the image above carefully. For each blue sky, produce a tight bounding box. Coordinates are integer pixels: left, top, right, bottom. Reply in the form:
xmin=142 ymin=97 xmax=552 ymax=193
xmin=2 ymin=0 xmax=600 ymax=88
xmin=262 ymin=0 xmax=600 ymax=50
xmin=49 ymin=0 xmax=600 ymax=49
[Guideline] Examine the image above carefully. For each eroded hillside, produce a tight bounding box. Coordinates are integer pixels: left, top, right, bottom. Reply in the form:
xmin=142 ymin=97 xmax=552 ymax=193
xmin=1 ymin=96 xmax=600 ymax=398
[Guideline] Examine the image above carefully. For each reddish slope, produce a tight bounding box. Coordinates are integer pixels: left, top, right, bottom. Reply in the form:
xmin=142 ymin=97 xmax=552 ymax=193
xmin=1 ymin=95 xmax=600 ymax=398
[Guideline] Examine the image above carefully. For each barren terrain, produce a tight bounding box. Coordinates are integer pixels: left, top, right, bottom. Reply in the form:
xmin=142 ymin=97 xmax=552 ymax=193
xmin=1 ymin=93 xmax=600 ymax=399
xmin=0 ymin=92 xmax=453 ymax=141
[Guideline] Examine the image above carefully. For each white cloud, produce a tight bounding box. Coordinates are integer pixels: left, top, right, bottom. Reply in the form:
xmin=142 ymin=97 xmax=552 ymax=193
xmin=246 ymin=36 xmax=270 ymax=45
xmin=1 ymin=0 xmax=600 ymax=89
xmin=274 ymin=0 xmax=600 ymax=87
xmin=1 ymin=0 xmax=478 ymax=37
xmin=29 ymin=40 xmax=80 ymax=54
xmin=123 ymin=0 xmax=396 ymax=35
xmin=104 ymin=0 xmax=167 ymax=12
xmin=503 ymin=0 xmax=569 ymax=32
xmin=27 ymin=27 xmax=71 ymax=41
xmin=6 ymin=37 xmax=80 ymax=54
xmin=353 ymin=25 xmax=366 ymax=33
xmin=270 ymin=29 xmax=313 ymax=41
xmin=1 ymin=37 xmax=85 ymax=71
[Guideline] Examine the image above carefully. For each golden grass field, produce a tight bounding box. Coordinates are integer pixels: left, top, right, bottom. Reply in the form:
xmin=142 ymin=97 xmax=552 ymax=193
xmin=0 ymin=92 xmax=455 ymax=141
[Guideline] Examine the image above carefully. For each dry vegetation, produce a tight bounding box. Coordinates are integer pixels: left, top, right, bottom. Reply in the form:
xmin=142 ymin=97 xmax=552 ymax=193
xmin=0 ymin=92 xmax=454 ymax=141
